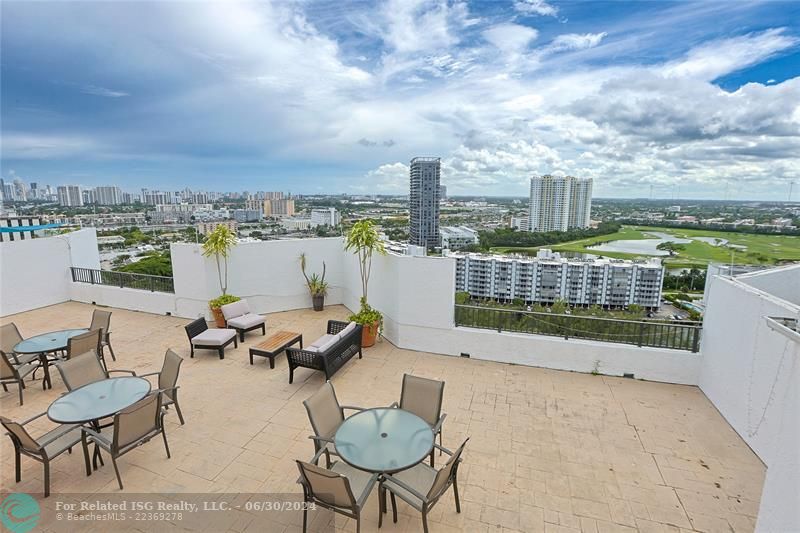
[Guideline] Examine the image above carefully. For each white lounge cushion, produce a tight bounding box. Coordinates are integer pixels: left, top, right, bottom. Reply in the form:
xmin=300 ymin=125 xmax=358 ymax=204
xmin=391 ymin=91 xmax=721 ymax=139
xmin=221 ymin=300 xmax=251 ymax=321
xmin=227 ymin=313 xmax=265 ymax=329
xmin=317 ymin=335 xmax=340 ymax=353
xmin=308 ymin=334 xmax=335 ymax=349
xmin=338 ymin=321 xmax=357 ymax=338
xmin=192 ymin=328 xmax=237 ymax=346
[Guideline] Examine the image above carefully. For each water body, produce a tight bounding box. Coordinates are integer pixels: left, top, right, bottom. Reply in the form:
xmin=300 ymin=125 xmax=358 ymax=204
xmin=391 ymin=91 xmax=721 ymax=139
xmin=693 ymin=236 xmax=728 ymax=246
xmin=588 ymin=232 xmax=691 ymax=256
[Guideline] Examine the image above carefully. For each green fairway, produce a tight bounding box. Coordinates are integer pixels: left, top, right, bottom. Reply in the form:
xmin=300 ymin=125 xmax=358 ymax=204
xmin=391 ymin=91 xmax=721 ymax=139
xmin=496 ymin=225 xmax=800 ymax=268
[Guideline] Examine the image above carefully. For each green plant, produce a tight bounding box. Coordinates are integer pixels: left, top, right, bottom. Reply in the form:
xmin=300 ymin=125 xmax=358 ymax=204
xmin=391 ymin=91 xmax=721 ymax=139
xmin=349 ymin=298 xmax=383 ymax=334
xmin=300 ymin=253 xmax=328 ymax=296
xmin=201 ymin=225 xmax=237 ymax=296
xmin=344 ymin=220 xmax=386 ymax=304
xmin=209 ymin=294 xmax=240 ymax=309
xmin=455 ymin=291 xmax=471 ymax=305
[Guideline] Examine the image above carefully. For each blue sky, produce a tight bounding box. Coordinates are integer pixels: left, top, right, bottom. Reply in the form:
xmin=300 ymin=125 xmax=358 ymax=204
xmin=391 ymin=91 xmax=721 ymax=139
xmin=2 ymin=0 xmax=799 ymax=199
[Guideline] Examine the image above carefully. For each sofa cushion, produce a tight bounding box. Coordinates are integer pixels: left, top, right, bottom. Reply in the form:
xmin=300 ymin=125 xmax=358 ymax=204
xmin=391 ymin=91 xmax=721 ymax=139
xmin=192 ymin=328 xmax=237 ymax=346
xmin=317 ymin=335 xmax=340 ymax=353
xmin=227 ymin=313 xmax=265 ymax=329
xmin=221 ymin=300 xmax=250 ymax=321
xmin=338 ymin=321 xmax=357 ymax=338
xmin=308 ymin=334 xmax=335 ymax=349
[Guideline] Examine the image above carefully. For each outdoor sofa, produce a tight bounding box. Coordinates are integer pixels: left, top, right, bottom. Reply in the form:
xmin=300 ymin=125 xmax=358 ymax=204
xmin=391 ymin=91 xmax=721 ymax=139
xmin=286 ymin=320 xmax=362 ymax=383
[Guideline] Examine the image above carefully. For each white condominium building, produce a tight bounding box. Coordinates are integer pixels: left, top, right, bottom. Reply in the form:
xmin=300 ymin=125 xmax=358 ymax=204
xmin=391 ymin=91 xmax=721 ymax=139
xmin=94 ymin=186 xmax=123 ymax=205
xmin=448 ymin=249 xmax=663 ymax=309
xmin=57 ymin=185 xmax=83 ymax=207
xmin=310 ymin=208 xmax=341 ymax=227
xmin=528 ymin=175 xmax=592 ymax=232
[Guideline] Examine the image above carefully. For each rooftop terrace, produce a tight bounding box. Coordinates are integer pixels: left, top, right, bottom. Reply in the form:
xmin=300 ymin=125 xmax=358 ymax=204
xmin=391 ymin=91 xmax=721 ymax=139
xmin=1 ymin=302 xmax=766 ymax=532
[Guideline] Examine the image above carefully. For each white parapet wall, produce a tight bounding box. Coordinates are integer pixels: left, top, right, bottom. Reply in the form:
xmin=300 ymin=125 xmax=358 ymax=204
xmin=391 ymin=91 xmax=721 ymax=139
xmin=0 ymin=228 xmax=100 ymax=317
xmin=700 ymin=266 xmax=800 ymax=533
xmin=170 ymin=237 xmax=349 ymax=319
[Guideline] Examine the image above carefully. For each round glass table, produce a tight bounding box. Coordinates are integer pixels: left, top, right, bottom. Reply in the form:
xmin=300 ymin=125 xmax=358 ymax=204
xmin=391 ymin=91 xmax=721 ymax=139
xmin=14 ymin=328 xmax=88 ymax=354
xmin=13 ymin=328 xmax=88 ymax=390
xmin=334 ymin=408 xmax=434 ymax=474
xmin=48 ymin=376 xmax=151 ymax=424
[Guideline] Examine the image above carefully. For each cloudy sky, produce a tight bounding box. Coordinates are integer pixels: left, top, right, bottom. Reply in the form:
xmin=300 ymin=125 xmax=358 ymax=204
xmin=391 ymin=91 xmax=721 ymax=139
xmin=2 ymin=0 xmax=799 ymax=199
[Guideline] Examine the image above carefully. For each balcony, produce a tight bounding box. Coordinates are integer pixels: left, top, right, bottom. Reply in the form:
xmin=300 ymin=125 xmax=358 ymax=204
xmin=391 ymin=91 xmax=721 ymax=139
xmin=1 ymin=230 xmax=798 ymax=532
xmin=0 ymin=302 xmax=766 ymax=531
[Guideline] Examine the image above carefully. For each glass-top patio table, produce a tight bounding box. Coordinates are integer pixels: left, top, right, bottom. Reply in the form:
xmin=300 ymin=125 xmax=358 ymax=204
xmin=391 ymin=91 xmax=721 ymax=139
xmin=334 ymin=408 xmax=434 ymax=474
xmin=13 ymin=328 xmax=88 ymax=390
xmin=14 ymin=328 xmax=89 ymax=355
xmin=48 ymin=376 xmax=151 ymax=424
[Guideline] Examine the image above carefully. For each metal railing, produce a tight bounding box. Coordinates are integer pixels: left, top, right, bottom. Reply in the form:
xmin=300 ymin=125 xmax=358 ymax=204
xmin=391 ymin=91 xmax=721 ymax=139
xmin=454 ymin=304 xmax=702 ymax=352
xmin=71 ymin=267 xmax=175 ymax=294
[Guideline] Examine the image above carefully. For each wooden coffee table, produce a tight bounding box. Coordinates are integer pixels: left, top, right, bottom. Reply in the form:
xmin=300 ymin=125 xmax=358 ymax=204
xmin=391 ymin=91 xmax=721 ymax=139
xmin=249 ymin=330 xmax=302 ymax=368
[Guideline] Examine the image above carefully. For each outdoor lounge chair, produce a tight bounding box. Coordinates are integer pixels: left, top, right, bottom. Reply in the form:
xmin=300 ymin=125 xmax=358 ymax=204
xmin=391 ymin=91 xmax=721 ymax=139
xmin=379 ymin=439 xmax=469 ymax=533
xmin=0 ymin=350 xmax=38 ymax=405
xmin=185 ymin=317 xmax=237 ymax=359
xmin=81 ymin=392 xmax=171 ymax=490
xmin=1 ymin=412 xmax=83 ymax=497
xmin=90 ymin=309 xmax=117 ymax=362
xmin=297 ymin=447 xmax=379 ymax=533
xmin=303 ymin=381 xmax=364 ymax=468
xmin=221 ymin=299 xmax=266 ymax=342
xmin=391 ymin=374 xmax=447 ymax=467
xmin=139 ymin=349 xmax=185 ymax=425
xmin=55 ymin=351 xmax=136 ymax=391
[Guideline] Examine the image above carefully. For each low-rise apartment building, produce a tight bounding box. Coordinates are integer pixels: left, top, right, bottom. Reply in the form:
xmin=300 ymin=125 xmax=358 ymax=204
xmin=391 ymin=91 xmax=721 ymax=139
xmin=440 ymin=226 xmax=478 ymax=250
xmin=449 ymin=249 xmax=664 ymax=309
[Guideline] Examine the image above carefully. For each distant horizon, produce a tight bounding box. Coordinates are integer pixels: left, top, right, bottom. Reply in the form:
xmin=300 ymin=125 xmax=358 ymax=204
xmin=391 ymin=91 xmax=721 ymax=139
xmin=2 ymin=1 xmax=799 ymax=200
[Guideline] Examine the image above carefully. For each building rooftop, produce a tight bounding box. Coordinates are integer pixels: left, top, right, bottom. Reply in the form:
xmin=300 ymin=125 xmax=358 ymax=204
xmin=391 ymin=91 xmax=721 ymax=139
xmin=1 ymin=302 xmax=765 ymax=532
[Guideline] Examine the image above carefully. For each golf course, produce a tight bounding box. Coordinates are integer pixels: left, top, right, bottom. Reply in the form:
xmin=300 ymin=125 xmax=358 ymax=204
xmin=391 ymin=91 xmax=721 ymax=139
xmin=492 ymin=226 xmax=800 ymax=269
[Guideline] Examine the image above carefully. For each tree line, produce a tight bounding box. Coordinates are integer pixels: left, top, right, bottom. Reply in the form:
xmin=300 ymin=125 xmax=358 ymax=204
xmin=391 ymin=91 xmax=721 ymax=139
xmin=465 ymin=222 xmax=622 ymax=251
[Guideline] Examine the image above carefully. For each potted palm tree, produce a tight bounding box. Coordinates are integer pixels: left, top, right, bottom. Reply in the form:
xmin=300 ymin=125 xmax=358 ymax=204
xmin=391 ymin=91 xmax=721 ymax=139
xmin=202 ymin=225 xmax=239 ymax=327
xmin=300 ymin=253 xmax=329 ymax=311
xmin=344 ymin=220 xmax=386 ymax=347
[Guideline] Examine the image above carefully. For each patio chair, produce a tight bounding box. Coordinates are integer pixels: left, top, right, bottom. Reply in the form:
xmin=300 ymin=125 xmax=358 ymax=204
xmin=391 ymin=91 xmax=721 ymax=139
xmin=55 ymin=351 xmax=136 ymax=391
xmin=297 ymin=447 xmax=379 ymax=533
xmin=67 ymin=329 xmax=102 ymax=361
xmin=303 ymin=381 xmax=364 ymax=468
xmin=391 ymin=374 xmax=447 ymax=466
xmin=0 ymin=322 xmax=37 ymax=365
xmin=139 ymin=349 xmax=185 ymax=425
xmin=0 ymin=350 xmax=38 ymax=405
xmin=90 ymin=309 xmax=117 ymax=362
xmin=379 ymin=439 xmax=469 ymax=533
xmin=81 ymin=392 xmax=171 ymax=490
xmin=184 ymin=318 xmax=237 ymax=359
xmin=0 ymin=412 xmax=82 ymax=497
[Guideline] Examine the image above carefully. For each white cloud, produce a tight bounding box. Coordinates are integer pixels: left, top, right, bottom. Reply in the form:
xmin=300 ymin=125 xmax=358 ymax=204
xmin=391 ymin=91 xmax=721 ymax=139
xmin=81 ymin=85 xmax=129 ymax=98
xmin=514 ymin=0 xmax=558 ymax=17
xmin=661 ymin=28 xmax=798 ymax=80
xmin=548 ymin=32 xmax=608 ymax=52
xmin=482 ymin=23 xmax=538 ymax=53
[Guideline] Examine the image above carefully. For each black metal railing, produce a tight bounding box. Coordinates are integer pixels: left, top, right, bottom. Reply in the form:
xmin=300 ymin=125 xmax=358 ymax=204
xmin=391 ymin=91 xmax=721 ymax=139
xmin=70 ymin=267 xmax=174 ymax=294
xmin=454 ymin=304 xmax=702 ymax=353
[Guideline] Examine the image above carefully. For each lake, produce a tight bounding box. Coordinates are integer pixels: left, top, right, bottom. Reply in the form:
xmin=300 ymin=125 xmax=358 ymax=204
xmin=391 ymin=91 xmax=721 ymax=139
xmin=588 ymin=232 xmax=691 ymax=256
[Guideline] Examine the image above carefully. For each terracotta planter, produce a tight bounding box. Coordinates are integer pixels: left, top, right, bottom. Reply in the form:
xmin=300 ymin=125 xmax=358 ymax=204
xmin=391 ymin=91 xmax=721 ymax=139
xmin=210 ymin=306 xmax=226 ymax=328
xmin=361 ymin=321 xmax=379 ymax=347
xmin=312 ymin=295 xmax=325 ymax=312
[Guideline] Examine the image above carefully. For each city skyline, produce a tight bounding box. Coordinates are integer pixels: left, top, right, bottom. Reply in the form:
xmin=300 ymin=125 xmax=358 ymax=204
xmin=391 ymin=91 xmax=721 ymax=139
xmin=2 ymin=1 xmax=798 ymax=200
